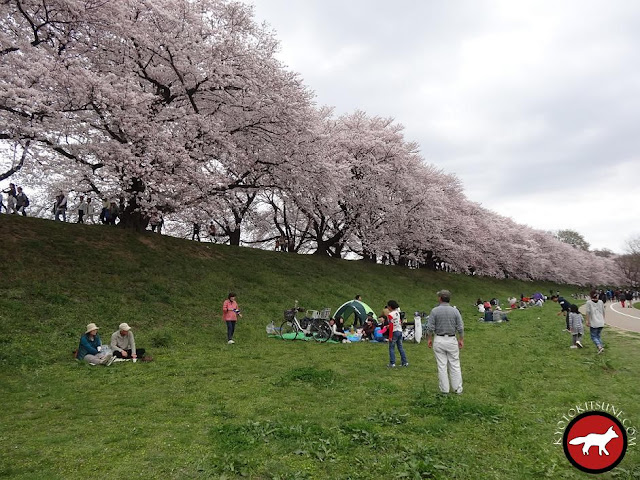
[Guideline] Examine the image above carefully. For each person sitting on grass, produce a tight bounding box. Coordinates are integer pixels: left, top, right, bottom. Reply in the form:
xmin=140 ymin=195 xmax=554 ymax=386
xmin=110 ymin=322 xmax=146 ymax=361
xmin=492 ymin=307 xmax=510 ymax=322
xmin=76 ymin=323 xmax=115 ymax=366
xmin=361 ymin=313 xmax=376 ymax=340
xmin=483 ymin=305 xmax=493 ymax=322
xmin=329 ymin=316 xmax=350 ymax=343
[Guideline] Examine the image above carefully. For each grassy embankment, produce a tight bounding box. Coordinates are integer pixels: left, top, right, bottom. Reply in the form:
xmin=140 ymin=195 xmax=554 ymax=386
xmin=1 ymin=214 xmax=639 ymax=479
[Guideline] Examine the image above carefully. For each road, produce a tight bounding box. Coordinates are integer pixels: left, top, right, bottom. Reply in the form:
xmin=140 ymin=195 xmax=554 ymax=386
xmin=604 ymin=301 xmax=640 ymax=333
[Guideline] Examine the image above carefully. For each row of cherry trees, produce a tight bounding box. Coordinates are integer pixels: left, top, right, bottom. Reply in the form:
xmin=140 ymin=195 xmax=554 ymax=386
xmin=0 ymin=0 xmax=625 ymax=285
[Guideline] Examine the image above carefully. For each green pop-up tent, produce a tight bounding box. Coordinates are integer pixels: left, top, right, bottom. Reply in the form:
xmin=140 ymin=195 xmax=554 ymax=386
xmin=333 ymin=299 xmax=375 ymax=324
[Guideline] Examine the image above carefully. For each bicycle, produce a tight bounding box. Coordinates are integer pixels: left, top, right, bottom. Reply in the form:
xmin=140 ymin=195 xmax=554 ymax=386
xmin=280 ymin=305 xmax=333 ymax=342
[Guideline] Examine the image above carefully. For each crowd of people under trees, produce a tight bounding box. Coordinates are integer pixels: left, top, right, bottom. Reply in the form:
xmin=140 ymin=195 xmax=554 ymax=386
xmin=2 ymin=185 xmax=137 ymax=227
xmin=2 ymin=184 xmax=368 ymax=257
xmin=2 ymin=183 xmax=290 ymax=247
xmin=0 ymin=183 xmax=464 ymax=273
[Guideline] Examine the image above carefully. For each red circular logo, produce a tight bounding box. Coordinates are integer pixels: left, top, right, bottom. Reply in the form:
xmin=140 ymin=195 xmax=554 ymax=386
xmin=563 ymin=411 xmax=627 ymax=473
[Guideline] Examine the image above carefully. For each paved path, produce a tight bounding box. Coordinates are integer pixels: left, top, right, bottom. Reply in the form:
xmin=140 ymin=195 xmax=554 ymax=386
xmin=604 ymin=301 xmax=640 ymax=333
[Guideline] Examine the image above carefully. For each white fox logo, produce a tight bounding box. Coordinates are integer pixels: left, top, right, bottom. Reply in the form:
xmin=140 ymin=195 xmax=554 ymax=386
xmin=569 ymin=426 xmax=619 ymax=456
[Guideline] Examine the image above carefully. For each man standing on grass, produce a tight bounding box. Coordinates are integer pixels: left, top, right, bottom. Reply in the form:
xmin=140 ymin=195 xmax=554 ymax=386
xmin=426 ymin=290 xmax=464 ymax=394
xmin=110 ymin=322 xmax=145 ymax=361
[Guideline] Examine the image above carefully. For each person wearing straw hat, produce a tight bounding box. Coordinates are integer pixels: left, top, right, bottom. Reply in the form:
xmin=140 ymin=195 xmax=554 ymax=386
xmin=110 ymin=322 xmax=145 ymax=361
xmin=76 ymin=323 xmax=115 ymax=366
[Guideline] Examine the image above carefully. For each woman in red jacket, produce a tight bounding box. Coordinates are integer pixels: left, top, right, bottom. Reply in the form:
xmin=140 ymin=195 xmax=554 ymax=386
xmin=222 ymin=293 xmax=242 ymax=344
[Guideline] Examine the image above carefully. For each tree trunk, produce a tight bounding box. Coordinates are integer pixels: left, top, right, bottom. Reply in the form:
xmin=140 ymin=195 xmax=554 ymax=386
xmin=313 ymin=239 xmax=331 ymax=256
xmin=116 ymin=177 xmax=149 ymax=232
xmin=118 ymin=208 xmax=149 ymax=232
xmin=229 ymin=228 xmax=241 ymax=246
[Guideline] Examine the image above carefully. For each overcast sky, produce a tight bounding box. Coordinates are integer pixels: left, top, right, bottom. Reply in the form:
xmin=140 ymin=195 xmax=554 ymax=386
xmin=250 ymin=0 xmax=640 ymax=253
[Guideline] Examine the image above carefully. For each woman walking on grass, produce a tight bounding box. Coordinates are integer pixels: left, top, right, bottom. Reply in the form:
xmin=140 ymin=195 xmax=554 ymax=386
xmin=223 ymin=293 xmax=242 ymax=344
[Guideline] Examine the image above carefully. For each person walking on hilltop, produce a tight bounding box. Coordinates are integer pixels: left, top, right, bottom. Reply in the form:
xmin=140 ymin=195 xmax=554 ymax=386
xmin=3 ymin=183 xmax=17 ymax=214
xmin=149 ymin=209 xmax=162 ymax=233
xmin=85 ymin=197 xmax=96 ymax=224
xmin=99 ymin=198 xmax=109 ymax=224
xmin=54 ymin=191 xmax=68 ymax=221
xmin=585 ymin=290 xmax=606 ymax=354
xmin=222 ymin=293 xmax=242 ymax=344
xmin=105 ymin=201 xmax=119 ymax=225
xmin=75 ymin=195 xmax=87 ymax=223
xmin=425 ymin=290 xmax=464 ymax=394
xmin=15 ymin=186 xmax=29 ymax=216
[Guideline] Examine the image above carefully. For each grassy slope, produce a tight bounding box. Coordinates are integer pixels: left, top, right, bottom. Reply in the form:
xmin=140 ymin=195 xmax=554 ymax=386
xmin=1 ymin=214 xmax=639 ymax=479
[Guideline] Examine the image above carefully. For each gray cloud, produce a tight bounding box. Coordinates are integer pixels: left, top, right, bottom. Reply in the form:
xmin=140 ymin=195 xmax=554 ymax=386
xmin=251 ymin=0 xmax=640 ymax=252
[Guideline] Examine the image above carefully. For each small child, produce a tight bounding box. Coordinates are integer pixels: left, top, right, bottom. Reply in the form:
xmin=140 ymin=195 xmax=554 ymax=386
xmin=568 ymin=304 xmax=584 ymax=349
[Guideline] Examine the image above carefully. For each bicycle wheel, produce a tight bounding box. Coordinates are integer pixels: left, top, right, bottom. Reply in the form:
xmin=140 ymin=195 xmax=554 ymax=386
xmin=280 ymin=320 xmax=298 ymax=340
xmin=312 ymin=320 xmax=332 ymax=343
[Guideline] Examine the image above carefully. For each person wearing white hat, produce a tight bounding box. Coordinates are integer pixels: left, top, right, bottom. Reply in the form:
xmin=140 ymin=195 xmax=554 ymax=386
xmin=76 ymin=323 xmax=115 ymax=366
xmin=110 ymin=322 xmax=145 ymax=361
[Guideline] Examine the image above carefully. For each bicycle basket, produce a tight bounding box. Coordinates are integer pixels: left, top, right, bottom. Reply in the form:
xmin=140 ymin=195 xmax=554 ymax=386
xmin=318 ymin=308 xmax=331 ymax=320
xmin=284 ymin=309 xmax=296 ymax=321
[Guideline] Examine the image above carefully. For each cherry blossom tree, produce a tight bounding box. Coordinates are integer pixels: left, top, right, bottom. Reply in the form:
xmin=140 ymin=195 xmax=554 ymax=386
xmin=0 ymin=0 xmax=625 ymax=286
xmin=1 ymin=0 xmax=316 ymax=230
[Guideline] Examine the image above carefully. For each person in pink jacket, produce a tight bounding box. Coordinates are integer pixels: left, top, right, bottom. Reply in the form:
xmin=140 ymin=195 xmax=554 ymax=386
xmin=223 ymin=292 xmax=242 ymax=344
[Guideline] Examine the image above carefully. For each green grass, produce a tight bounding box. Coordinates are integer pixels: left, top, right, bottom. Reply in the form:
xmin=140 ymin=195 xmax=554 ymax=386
xmin=1 ymin=214 xmax=639 ymax=479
